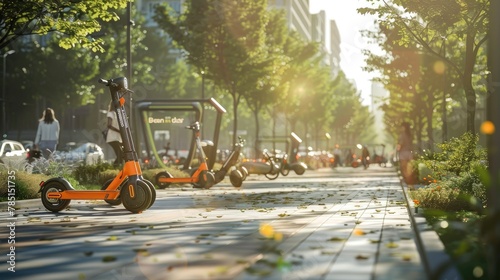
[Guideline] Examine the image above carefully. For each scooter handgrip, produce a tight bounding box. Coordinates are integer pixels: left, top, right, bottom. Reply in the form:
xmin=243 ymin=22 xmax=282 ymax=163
xmin=98 ymin=78 xmax=109 ymax=85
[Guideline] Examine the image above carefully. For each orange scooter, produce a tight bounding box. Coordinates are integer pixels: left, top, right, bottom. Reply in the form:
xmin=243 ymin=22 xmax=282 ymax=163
xmin=155 ymin=121 xmax=215 ymax=189
xmin=39 ymin=77 xmax=156 ymax=214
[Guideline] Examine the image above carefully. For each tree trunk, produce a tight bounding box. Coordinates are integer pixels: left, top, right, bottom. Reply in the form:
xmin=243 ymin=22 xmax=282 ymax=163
xmin=253 ymin=108 xmax=260 ymax=158
xmin=463 ymin=31 xmax=477 ymax=133
xmin=464 ymin=83 xmax=477 ymax=133
xmin=425 ymin=91 xmax=435 ymax=151
xmin=231 ymin=85 xmax=238 ymax=146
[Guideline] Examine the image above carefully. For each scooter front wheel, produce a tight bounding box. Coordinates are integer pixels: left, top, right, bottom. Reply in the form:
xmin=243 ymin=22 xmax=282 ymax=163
xmin=294 ymin=163 xmax=307 ymax=175
xmin=101 ymin=179 xmax=122 ymax=206
xmin=155 ymin=171 xmax=173 ymax=189
xmin=230 ymin=169 xmax=243 ymax=188
xmin=265 ymin=171 xmax=280 ymax=180
xmin=265 ymin=163 xmax=280 ymax=180
xmin=41 ymin=181 xmax=71 ymax=212
xmin=120 ymin=180 xmax=152 ymax=214
xmin=280 ymin=166 xmax=290 ymax=176
xmin=238 ymin=166 xmax=248 ymax=181
xmin=197 ymin=170 xmax=215 ymax=189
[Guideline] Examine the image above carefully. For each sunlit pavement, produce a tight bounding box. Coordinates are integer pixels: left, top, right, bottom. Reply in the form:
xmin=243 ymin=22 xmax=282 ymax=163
xmin=1 ymin=166 xmax=456 ymax=279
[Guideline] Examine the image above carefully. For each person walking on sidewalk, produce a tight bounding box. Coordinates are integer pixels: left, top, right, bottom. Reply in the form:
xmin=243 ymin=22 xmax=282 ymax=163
xmin=361 ymin=145 xmax=370 ymax=169
xmin=333 ymin=144 xmax=342 ymax=167
xmin=397 ymin=122 xmax=417 ymax=189
xmin=34 ymin=108 xmax=60 ymax=159
xmin=106 ymin=102 xmax=123 ymax=167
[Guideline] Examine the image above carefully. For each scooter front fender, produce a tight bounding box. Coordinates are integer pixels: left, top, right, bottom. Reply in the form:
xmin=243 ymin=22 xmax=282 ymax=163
xmin=38 ymin=177 xmax=75 ymax=193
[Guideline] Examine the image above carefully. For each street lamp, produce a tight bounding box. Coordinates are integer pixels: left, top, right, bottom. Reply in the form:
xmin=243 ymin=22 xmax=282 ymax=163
xmin=201 ymin=70 xmax=205 ymax=137
xmin=325 ymin=132 xmax=331 ymax=151
xmin=2 ymin=50 xmax=15 ymax=139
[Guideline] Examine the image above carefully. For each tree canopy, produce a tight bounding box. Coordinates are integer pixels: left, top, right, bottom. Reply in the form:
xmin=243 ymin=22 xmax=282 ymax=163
xmin=0 ymin=0 xmax=128 ymax=51
xmin=359 ymin=0 xmax=488 ymax=136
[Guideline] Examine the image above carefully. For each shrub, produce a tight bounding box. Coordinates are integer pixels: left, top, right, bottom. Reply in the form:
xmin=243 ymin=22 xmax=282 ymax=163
xmin=27 ymin=157 xmax=73 ymax=177
xmin=414 ymin=132 xmax=487 ymax=181
xmin=411 ymin=185 xmax=472 ymax=211
xmin=72 ymin=161 xmax=115 ymax=185
xmin=411 ymin=132 xmax=488 ymax=211
xmin=0 ymin=170 xmax=49 ymax=201
xmin=424 ymin=211 xmax=487 ymax=279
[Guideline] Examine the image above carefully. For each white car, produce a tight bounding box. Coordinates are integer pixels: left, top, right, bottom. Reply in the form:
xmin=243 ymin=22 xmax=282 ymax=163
xmin=52 ymin=142 xmax=105 ymax=165
xmin=0 ymin=139 xmax=27 ymax=165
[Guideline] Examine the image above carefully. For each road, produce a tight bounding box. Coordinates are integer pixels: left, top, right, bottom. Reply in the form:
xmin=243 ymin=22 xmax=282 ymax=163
xmin=1 ymin=166 xmax=426 ymax=280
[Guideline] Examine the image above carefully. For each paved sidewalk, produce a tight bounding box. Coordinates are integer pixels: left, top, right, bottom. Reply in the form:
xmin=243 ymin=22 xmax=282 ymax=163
xmin=0 ymin=166 xmax=459 ymax=279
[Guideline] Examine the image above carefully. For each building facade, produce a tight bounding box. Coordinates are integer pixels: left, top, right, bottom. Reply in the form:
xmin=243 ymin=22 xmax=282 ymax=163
xmin=329 ymin=20 xmax=341 ymax=77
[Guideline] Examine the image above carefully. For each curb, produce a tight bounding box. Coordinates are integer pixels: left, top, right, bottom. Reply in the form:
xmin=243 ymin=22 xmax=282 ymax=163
xmin=0 ymin=198 xmax=43 ymax=210
xmin=400 ymin=177 xmax=463 ymax=280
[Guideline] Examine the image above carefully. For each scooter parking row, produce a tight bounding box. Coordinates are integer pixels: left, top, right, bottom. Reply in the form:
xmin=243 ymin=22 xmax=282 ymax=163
xmin=38 ymin=79 xmax=307 ymax=214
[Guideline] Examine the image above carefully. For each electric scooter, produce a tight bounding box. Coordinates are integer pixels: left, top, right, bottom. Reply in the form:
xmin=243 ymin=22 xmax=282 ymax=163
xmin=212 ymin=136 xmax=247 ymax=188
xmin=248 ymin=132 xmax=306 ymax=177
xmin=275 ymin=133 xmax=307 ymax=176
xmin=275 ymin=152 xmax=307 ymax=176
xmin=240 ymin=150 xmax=283 ymax=180
xmin=39 ymin=77 xmax=156 ymax=214
xmin=155 ymin=122 xmax=215 ymax=189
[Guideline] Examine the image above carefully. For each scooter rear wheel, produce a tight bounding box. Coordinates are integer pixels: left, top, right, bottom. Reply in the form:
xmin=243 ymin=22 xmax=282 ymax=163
xmin=101 ymin=179 xmax=122 ymax=206
xmin=41 ymin=181 xmax=71 ymax=212
xmin=120 ymin=180 xmax=152 ymax=214
xmin=142 ymin=179 xmax=157 ymax=208
xmin=155 ymin=171 xmax=173 ymax=189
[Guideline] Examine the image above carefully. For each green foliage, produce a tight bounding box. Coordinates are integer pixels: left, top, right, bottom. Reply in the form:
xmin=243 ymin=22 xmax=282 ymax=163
xmin=0 ymin=0 xmax=128 ymax=51
xmin=0 ymin=170 xmax=49 ymax=201
xmin=72 ymin=161 xmax=115 ymax=185
xmin=411 ymin=132 xmax=488 ymax=210
xmin=412 ymin=185 xmax=470 ymax=211
xmin=28 ymin=158 xmax=74 ymax=178
xmin=359 ymin=0 xmax=488 ymax=134
xmin=424 ymin=210 xmax=488 ymax=280
xmin=155 ymin=0 xmax=272 ymax=144
xmin=434 ymin=132 xmax=485 ymax=175
xmin=415 ymin=132 xmax=487 ymax=179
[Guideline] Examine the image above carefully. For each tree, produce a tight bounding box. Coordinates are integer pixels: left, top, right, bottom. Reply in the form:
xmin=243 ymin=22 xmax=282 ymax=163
xmin=3 ymin=6 xmax=174 ymax=138
xmin=363 ymin=23 xmax=439 ymax=150
xmin=277 ymin=31 xmax=319 ymax=135
xmin=327 ymin=71 xmax=375 ymax=148
xmin=0 ymin=0 xmax=128 ymax=51
xmin=6 ymin=37 xmax=99 ymax=135
xmin=244 ymin=9 xmax=290 ymax=156
xmin=155 ymin=0 xmax=269 ymax=145
xmin=359 ymin=0 xmax=489 ymax=133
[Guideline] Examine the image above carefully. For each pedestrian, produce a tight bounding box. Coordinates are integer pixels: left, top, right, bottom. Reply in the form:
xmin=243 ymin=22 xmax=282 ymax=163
xmin=34 ymin=108 xmax=60 ymax=159
xmin=345 ymin=148 xmax=353 ymax=166
xmin=397 ymin=122 xmax=417 ymax=189
xmin=106 ymin=102 xmax=123 ymax=167
xmin=333 ymin=144 xmax=342 ymax=167
xmin=361 ymin=145 xmax=370 ymax=169
xmin=164 ymin=141 xmax=171 ymax=157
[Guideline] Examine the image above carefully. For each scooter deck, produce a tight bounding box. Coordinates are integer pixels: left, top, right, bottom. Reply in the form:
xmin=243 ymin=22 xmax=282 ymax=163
xmin=157 ymin=177 xmax=198 ymax=184
xmin=47 ymin=190 xmax=120 ymax=200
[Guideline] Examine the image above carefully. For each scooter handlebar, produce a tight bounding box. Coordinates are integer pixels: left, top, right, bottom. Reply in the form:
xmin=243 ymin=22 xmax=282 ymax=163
xmin=98 ymin=78 xmax=118 ymax=87
xmin=98 ymin=78 xmax=109 ymax=85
